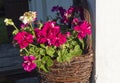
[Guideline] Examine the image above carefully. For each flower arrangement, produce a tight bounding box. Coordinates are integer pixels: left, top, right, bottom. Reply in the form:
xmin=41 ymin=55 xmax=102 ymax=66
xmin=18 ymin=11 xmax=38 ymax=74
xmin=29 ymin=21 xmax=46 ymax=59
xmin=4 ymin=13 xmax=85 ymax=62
xmin=4 ymin=6 xmax=92 ymax=72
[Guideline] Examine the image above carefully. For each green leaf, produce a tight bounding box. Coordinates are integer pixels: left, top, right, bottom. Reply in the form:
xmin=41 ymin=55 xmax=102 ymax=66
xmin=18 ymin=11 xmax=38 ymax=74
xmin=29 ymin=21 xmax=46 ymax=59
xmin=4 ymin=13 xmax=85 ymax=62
xmin=35 ymin=60 xmax=41 ymax=68
xmin=46 ymin=46 xmax=55 ymax=57
xmin=39 ymin=48 xmax=45 ymax=55
xmin=35 ymin=60 xmax=49 ymax=72
xmin=57 ymin=49 xmax=71 ymax=62
xmin=79 ymin=39 xmax=84 ymax=49
xmin=40 ymin=64 xmax=49 ymax=72
xmin=57 ymin=50 xmax=62 ymax=62
xmin=41 ymin=56 xmax=53 ymax=67
xmin=40 ymin=44 xmax=46 ymax=48
xmin=73 ymin=45 xmax=82 ymax=56
xmin=12 ymin=30 xmax=19 ymax=35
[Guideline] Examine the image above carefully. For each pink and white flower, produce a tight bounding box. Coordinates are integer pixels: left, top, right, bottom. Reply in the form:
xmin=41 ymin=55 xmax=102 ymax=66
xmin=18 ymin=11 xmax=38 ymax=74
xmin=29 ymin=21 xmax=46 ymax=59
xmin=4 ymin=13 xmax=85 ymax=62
xmin=22 ymin=55 xmax=36 ymax=72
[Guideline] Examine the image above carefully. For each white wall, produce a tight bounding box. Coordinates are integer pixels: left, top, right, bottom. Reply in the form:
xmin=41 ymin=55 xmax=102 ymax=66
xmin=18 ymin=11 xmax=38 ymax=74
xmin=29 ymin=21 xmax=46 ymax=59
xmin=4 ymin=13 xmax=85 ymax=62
xmin=96 ymin=0 xmax=120 ymax=83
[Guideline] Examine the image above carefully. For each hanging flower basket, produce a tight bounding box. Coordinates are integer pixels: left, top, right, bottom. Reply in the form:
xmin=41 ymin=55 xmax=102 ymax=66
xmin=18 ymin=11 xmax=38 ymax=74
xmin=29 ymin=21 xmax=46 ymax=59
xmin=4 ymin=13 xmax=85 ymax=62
xmin=4 ymin=4 xmax=94 ymax=83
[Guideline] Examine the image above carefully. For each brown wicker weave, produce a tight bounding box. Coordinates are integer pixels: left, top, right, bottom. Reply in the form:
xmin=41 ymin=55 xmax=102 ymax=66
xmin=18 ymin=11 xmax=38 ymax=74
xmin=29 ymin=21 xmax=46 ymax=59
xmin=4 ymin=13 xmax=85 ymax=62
xmin=39 ymin=50 xmax=93 ymax=83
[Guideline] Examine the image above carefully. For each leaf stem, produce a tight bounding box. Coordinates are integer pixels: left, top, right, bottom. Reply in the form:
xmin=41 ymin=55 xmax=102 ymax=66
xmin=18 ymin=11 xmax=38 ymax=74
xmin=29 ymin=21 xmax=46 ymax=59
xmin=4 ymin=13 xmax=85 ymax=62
xmin=29 ymin=44 xmax=36 ymax=47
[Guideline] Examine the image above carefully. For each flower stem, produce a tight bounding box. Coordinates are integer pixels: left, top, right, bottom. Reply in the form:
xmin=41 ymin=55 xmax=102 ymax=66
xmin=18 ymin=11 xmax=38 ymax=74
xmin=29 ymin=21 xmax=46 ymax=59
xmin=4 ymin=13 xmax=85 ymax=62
xmin=29 ymin=44 xmax=36 ymax=47
xmin=30 ymin=23 xmax=36 ymax=38
xmin=13 ymin=25 xmax=19 ymax=31
xmin=24 ymin=48 xmax=29 ymax=55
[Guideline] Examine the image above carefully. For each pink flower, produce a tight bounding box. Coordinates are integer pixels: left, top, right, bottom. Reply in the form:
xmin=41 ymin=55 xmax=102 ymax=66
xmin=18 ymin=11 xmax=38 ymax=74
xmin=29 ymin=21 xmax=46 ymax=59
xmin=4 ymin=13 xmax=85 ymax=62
xmin=35 ymin=21 xmax=66 ymax=46
xmin=66 ymin=32 xmax=71 ymax=37
xmin=77 ymin=32 xmax=86 ymax=39
xmin=68 ymin=6 xmax=75 ymax=14
xmin=52 ymin=33 xmax=66 ymax=47
xmin=34 ymin=28 xmax=47 ymax=44
xmin=20 ymin=24 xmax=28 ymax=29
xmin=74 ymin=21 xmax=92 ymax=39
xmin=43 ymin=21 xmax=66 ymax=46
xmin=74 ymin=25 xmax=81 ymax=32
xmin=22 ymin=55 xmax=36 ymax=72
xmin=79 ymin=21 xmax=92 ymax=35
xmin=72 ymin=18 xmax=79 ymax=25
xmin=14 ymin=31 xmax=33 ymax=48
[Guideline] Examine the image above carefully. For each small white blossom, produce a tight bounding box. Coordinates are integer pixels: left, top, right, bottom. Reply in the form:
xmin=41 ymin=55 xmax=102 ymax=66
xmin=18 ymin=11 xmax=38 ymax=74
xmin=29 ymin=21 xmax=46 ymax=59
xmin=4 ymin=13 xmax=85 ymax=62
xmin=4 ymin=18 xmax=14 ymax=26
xmin=19 ymin=11 xmax=37 ymax=24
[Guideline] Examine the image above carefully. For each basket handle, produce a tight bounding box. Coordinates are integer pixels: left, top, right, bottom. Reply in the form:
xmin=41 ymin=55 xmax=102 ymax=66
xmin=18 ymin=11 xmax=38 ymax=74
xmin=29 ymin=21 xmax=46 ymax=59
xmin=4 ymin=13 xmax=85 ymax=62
xmin=83 ymin=8 xmax=93 ymax=51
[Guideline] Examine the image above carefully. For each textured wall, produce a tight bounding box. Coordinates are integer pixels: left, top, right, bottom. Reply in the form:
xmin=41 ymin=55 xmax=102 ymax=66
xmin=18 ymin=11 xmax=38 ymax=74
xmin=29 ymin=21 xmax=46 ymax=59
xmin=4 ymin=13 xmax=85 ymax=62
xmin=96 ymin=0 xmax=120 ymax=83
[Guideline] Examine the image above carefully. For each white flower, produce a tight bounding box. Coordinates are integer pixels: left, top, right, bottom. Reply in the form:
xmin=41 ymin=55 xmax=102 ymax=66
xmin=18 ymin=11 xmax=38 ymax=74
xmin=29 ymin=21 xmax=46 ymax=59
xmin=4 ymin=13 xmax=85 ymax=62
xmin=4 ymin=18 xmax=14 ymax=26
xmin=19 ymin=11 xmax=37 ymax=24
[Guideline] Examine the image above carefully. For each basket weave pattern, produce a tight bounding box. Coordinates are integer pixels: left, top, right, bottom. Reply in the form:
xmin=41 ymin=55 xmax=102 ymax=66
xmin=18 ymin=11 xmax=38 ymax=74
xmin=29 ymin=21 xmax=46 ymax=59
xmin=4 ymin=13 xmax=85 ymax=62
xmin=39 ymin=50 xmax=93 ymax=83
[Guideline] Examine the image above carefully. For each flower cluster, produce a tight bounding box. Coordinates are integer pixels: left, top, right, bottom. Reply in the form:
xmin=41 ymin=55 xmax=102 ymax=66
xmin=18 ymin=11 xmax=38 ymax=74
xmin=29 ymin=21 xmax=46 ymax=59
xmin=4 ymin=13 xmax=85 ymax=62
xmin=35 ymin=21 xmax=66 ymax=47
xmin=22 ymin=55 xmax=36 ymax=72
xmin=74 ymin=21 xmax=91 ymax=39
xmin=14 ymin=31 xmax=33 ymax=48
xmin=52 ymin=6 xmax=82 ymax=24
xmin=4 ymin=6 xmax=92 ymax=72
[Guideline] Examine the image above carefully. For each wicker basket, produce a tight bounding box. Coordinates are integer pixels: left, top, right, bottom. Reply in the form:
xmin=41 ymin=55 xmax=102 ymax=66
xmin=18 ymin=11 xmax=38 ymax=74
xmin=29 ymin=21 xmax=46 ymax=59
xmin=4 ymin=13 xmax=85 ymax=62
xmin=38 ymin=3 xmax=94 ymax=82
xmin=39 ymin=50 xmax=93 ymax=83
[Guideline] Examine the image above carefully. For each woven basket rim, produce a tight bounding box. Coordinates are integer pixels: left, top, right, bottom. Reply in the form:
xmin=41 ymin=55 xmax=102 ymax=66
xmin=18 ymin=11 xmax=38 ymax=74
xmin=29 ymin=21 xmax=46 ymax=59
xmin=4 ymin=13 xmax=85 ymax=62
xmin=38 ymin=50 xmax=94 ymax=83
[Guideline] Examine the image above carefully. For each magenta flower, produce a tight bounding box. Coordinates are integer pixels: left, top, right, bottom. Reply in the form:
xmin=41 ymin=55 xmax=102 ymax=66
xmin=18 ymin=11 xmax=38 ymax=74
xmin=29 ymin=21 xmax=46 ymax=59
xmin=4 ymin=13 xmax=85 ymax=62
xmin=35 ymin=21 xmax=66 ymax=46
xmin=77 ymin=32 xmax=86 ymax=39
xmin=22 ymin=55 xmax=36 ymax=72
xmin=74 ymin=21 xmax=92 ymax=39
xmin=52 ymin=33 xmax=66 ymax=47
xmin=34 ymin=28 xmax=47 ymax=44
xmin=14 ymin=31 xmax=33 ymax=48
xmin=74 ymin=25 xmax=81 ymax=32
xmin=79 ymin=21 xmax=92 ymax=35
xmin=67 ymin=6 xmax=75 ymax=14
xmin=43 ymin=22 xmax=66 ymax=46
xmin=72 ymin=18 xmax=79 ymax=25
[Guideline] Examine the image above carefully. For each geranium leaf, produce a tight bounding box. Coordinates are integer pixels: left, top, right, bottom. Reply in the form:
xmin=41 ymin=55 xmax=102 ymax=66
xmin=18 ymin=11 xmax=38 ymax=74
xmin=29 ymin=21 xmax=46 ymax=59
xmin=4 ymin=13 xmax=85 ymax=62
xmin=46 ymin=46 xmax=55 ymax=57
xmin=57 ymin=49 xmax=71 ymax=62
xmin=12 ymin=30 xmax=19 ymax=35
xmin=42 ymin=56 xmax=53 ymax=67
xmin=40 ymin=64 xmax=49 ymax=72
xmin=40 ymin=44 xmax=46 ymax=48
xmin=74 ymin=45 xmax=82 ymax=56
